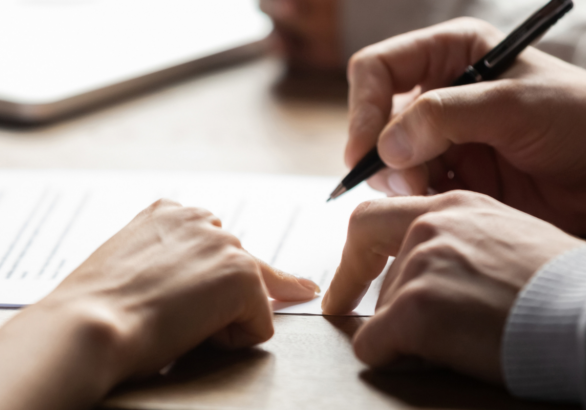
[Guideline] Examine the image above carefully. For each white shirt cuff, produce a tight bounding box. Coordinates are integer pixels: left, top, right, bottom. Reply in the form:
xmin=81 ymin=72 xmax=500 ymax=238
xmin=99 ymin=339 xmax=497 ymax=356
xmin=503 ymin=245 xmax=586 ymax=403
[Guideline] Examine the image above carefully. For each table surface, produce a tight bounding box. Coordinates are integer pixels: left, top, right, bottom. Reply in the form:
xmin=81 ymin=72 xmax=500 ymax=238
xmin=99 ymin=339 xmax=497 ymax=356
xmin=0 ymin=57 xmax=576 ymax=410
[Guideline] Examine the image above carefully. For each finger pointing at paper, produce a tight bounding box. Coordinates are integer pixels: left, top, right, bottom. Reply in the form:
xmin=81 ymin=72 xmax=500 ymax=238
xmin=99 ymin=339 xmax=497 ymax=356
xmin=322 ymin=191 xmax=583 ymax=381
xmin=321 ymin=196 xmax=432 ymax=314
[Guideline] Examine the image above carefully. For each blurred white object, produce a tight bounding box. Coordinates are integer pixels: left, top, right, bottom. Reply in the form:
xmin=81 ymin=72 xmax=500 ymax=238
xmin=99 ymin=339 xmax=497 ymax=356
xmin=0 ymin=0 xmax=272 ymax=123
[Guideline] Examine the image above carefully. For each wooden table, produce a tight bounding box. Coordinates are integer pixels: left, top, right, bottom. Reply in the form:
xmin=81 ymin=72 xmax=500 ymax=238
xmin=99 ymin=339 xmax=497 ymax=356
xmin=0 ymin=57 xmax=575 ymax=410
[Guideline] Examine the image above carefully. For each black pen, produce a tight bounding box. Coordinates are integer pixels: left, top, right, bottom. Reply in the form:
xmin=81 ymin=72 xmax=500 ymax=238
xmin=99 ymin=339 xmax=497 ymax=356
xmin=328 ymin=0 xmax=573 ymax=202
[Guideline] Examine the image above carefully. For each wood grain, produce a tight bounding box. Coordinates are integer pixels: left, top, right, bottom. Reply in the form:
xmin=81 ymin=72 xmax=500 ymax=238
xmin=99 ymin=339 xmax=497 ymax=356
xmin=103 ymin=315 xmax=577 ymax=410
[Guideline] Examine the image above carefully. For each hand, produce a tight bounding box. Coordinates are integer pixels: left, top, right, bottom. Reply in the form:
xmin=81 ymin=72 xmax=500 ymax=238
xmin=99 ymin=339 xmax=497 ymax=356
xmin=0 ymin=199 xmax=318 ymax=410
xmin=322 ymin=191 xmax=584 ymax=382
xmin=260 ymin=0 xmax=342 ymax=70
xmin=345 ymin=18 xmax=586 ymax=236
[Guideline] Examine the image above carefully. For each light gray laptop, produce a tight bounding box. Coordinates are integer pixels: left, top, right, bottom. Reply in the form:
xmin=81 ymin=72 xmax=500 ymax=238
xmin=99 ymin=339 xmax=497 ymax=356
xmin=0 ymin=0 xmax=272 ymax=123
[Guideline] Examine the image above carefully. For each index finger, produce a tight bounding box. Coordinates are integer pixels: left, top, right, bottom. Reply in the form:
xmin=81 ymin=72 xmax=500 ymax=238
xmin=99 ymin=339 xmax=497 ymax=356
xmin=321 ymin=196 xmax=433 ymax=315
xmin=252 ymin=255 xmax=321 ymax=302
xmin=345 ymin=18 xmax=501 ymax=168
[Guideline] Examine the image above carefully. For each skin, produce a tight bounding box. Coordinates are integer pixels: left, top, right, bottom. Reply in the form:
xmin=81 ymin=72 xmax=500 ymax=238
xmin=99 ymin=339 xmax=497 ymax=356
xmin=344 ymin=18 xmax=586 ymax=236
xmin=322 ymin=191 xmax=585 ymax=382
xmin=0 ymin=199 xmax=319 ymax=410
xmin=322 ymin=18 xmax=586 ymax=382
xmin=259 ymin=0 xmax=341 ymax=70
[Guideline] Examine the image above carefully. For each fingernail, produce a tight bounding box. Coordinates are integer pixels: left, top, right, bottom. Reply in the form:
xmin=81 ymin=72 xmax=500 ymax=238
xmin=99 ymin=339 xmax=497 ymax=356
xmin=298 ymin=277 xmax=321 ymax=294
xmin=381 ymin=124 xmax=413 ymax=164
xmin=387 ymin=172 xmax=412 ymax=196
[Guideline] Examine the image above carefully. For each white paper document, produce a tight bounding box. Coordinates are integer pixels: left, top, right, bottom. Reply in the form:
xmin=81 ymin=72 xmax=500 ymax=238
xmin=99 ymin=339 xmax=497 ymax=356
xmin=0 ymin=170 xmax=388 ymax=316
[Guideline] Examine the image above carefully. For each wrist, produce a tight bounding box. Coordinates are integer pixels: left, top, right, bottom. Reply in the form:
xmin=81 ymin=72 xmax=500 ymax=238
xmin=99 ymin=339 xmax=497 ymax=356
xmin=0 ymin=297 xmax=136 ymax=409
xmin=37 ymin=295 xmax=135 ymax=379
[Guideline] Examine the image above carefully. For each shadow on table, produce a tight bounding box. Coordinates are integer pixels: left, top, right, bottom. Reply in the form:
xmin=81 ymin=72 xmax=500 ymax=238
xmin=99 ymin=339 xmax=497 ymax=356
xmin=117 ymin=342 xmax=271 ymax=388
xmin=324 ymin=315 xmax=579 ymax=410
xmin=323 ymin=314 xmax=366 ymax=339
xmin=360 ymin=367 xmax=579 ymax=410
xmin=106 ymin=316 xmax=579 ymax=410
xmin=103 ymin=342 xmax=275 ymax=409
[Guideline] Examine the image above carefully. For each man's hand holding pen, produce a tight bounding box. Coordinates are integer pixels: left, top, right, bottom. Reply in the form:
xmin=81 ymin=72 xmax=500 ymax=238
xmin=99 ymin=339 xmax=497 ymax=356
xmin=345 ymin=17 xmax=586 ymax=236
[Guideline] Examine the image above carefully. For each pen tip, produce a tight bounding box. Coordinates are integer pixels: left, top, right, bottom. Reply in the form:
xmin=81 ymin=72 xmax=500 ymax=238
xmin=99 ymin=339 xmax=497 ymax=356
xmin=328 ymin=184 xmax=347 ymax=202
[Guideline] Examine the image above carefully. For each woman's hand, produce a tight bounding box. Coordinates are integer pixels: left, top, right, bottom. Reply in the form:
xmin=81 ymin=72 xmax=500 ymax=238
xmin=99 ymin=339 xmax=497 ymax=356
xmin=0 ymin=199 xmax=318 ymax=410
xmin=346 ymin=18 xmax=586 ymax=236
xmin=322 ymin=191 xmax=584 ymax=382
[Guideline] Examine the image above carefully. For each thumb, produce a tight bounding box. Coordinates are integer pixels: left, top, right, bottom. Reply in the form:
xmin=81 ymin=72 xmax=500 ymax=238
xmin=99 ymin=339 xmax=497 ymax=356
xmin=377 ymin=80 xmax=526 ymax=170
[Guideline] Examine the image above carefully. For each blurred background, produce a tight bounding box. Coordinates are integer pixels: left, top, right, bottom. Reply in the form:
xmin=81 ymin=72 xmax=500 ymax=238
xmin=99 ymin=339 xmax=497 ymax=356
xmin=0 ymin=0 xmax=350 ymax=178
xmin=2 ymin=0 xmax=583 ymax=179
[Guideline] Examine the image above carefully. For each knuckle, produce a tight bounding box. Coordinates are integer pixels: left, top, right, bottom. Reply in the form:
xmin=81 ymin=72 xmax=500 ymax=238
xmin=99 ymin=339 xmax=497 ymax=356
xmin=150 ymin=198 xmax=181 ymax=211
xmin=415 ymin=91 xmax=443 ymax=118
xmin=201 ymin=228 xmax=242 ymax=251
xmin=348 ymin=49 xmax=370 ymax=76
xmin=138 ymin=198 xmax=180 ymax=218
xmin=209 ymin=215 xmax=223 ymax=228
xmin=399 ymin=242 xmax=440 ymax=282
xmin=393 ymin=280 xmax=439 ymax=318
xmin=400 ymin=239 xmax=463 ymax=285
xmin=217 ymin=230 xmax=242 ymax=249
xmin=387 ymin=280 xmax=442 ymax=353
xmin=441 ymin=190 xmax=475 ymax=204
xmin=409 ymin=213 xmax=444 ymax=239
xmin=401 ymin=240 xmax=465 ymax=285
xmin=409 ymin=241 xmax=453 ymax=266
xmin=181 ymin=206 xmax=214 ymax=222
xmin=348 ymin=45 xmax=380 ymax=80
xmin=179 ymin=208 xmax=226 ymax=236
xmin=413 ymin=91 xmax=445 ymax=135
xmin=348 ymin=199 xmax=384 ymax=233
xmin=436 ymin=190 xmax=494 ymax=209
xmin=349 ymin=200 xmax=372 ymax=224
xmin=222 ymin=250 xmax=262 ymax=287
